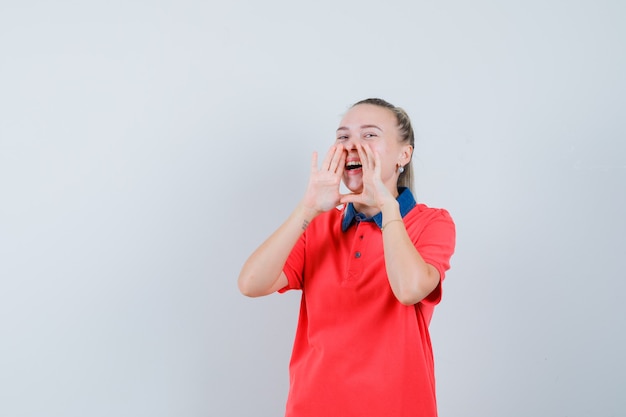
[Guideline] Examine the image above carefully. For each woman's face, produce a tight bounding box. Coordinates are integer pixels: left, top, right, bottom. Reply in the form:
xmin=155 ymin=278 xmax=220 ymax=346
xmin=335 ymin=104 xmax=410 ymax=194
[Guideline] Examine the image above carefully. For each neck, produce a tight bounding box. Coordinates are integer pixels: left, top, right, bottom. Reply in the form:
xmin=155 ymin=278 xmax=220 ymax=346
xmin=353 ymin=203 xmax=379 ymax=218
xmin=354 ymin=186 xmax=399 ymax=218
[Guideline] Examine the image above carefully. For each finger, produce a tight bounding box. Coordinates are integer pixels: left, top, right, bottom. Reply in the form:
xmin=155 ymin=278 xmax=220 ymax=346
xmin=355 ymin=143 xmax=369 ymax=170
xmin=335 ymin=148 xmax=346 ymax=175
xmin=357 ymin=143 xmax=374 ymax=171
xmin=310 ymin=151 xmax=319 ymax=174
xmin=320 ymin=145 xmax=337 ymax=171
xmin=363 ymin=144 xmax=377 ymax=169
xmin=328 ymin=144 xmax=344 ymax=173
xmin=371 ymin=148 xmax=382 ymax=176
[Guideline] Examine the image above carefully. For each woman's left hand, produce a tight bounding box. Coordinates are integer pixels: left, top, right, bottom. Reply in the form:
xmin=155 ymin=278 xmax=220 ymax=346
xmin=340 ymin=143 xmax=396 ymax=209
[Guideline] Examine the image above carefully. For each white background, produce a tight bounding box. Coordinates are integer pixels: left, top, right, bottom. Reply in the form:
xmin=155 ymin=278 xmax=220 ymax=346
xmin=1 ymin=0 xmax=624 ymax=416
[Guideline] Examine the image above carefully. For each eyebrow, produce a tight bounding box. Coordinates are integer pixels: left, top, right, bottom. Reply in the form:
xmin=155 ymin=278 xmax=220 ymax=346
xmin=336 ymin=124 xmax=383 ymax=132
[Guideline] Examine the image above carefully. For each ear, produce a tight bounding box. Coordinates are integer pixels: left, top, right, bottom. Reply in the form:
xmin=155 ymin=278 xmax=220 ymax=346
xmin=399 ymin=144 xmax=413 ymax=166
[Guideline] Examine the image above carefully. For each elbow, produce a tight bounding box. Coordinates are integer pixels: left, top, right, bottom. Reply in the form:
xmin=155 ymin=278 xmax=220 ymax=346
xmin=237 ymin=272 xmax=259 ymax=298
xmin=394 ymin=272 xmax=440 ymax=306
xmin=238 ymin=269 xmax=277 ymax=298
xmin=396 ymin=290 xmax=423 ymax=306
xmin=237 ymin=259 xmax=262 ymax=297
xmin=238 ymin=281 xmax=258 ymax=298
xmin=391 ymin=283 xmax=424 ymax=305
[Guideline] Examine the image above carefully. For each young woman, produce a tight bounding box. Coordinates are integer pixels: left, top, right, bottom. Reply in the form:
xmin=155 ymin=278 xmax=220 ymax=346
xmin=238 ymin=98 xmax=456 ymax=417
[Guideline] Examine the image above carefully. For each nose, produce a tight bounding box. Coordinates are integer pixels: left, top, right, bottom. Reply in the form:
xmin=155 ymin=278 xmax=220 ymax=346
xmin=343 ymin=137 xmax=359 ymax=151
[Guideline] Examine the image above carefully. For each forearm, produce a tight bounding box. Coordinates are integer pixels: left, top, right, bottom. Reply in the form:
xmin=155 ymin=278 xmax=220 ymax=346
xmin=381 ymin=202 xmax=440 ymax=305
xmin=237 ymin=203 xmax=318 ymax=297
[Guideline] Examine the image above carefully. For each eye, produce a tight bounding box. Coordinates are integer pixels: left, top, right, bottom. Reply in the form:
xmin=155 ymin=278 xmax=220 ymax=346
xmin=363 ymin=132 xmax=378 ymax=139
xmin=336 ymin=135 xmax=349 ymax=141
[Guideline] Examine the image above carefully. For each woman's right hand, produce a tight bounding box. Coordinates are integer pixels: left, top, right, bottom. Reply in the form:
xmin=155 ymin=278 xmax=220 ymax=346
xmin=301 ymin=144 xmax=346 ymax=215
xmin=238 ymin=144 xmax=345 ymax=298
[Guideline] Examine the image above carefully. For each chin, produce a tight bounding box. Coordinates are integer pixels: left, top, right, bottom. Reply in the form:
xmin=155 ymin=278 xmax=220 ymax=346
xmin=342 ymin=178 xmax=363 ymax=194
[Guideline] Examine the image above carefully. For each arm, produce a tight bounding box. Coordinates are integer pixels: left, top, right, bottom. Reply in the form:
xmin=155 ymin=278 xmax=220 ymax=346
xmin=380 ymin=202 xmax=441 ymax=305
xmin=237 ymin=145 xmax=346 ymax=297
xmin=339 ymin=143 xmax=439 ymax=305
xmin=237 ymin=203 xmax=316 ymax=297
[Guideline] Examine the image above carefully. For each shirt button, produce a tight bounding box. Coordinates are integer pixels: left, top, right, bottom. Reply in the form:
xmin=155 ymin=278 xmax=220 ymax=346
xmin=359 ymin=235 xmax=364 ymax=240
xmin=355 ymin=251 xmax=361 ymax=258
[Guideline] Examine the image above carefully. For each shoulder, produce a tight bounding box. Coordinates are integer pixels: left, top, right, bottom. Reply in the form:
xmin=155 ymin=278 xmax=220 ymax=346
xmin=407 ymin=203 xmax=454 ymax=222
xmin=404 ymin=203 xmax=455 ymax=237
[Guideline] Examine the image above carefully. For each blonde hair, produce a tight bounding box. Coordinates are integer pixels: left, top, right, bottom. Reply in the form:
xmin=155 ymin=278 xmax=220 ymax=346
xmin=352 ymin=98 xmax=415 ymax=191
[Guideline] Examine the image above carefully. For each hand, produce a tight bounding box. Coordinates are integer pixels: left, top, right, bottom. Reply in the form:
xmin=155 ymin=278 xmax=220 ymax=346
xmin=340 ymin=143 xmax=395 ymax=209
xmin=301 ymin=144 xmax=346 ymax=214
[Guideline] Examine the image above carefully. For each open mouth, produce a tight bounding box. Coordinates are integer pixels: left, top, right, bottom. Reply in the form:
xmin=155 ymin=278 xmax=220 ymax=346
xmin=345 ymin=161 xmax=362 ymax=171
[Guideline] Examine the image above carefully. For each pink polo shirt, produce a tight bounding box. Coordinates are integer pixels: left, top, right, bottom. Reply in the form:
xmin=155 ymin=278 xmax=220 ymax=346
xmin=280 ymin=189 xmax=456 ymax=417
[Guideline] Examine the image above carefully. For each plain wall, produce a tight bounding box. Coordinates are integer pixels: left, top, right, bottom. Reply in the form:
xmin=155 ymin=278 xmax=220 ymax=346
xmin=1 ymin=0 xmax=624 ymax=416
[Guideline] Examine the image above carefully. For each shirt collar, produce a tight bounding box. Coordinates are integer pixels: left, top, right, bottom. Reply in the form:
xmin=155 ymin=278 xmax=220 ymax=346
xmin=341 ymin=187 xmax=416 ymax=232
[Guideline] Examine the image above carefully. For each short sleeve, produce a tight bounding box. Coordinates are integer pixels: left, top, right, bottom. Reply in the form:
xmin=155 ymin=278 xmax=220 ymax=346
xmin=278 ymin=231 xmax=306 ymax=293
xmin=413 ymin=209 xmax=456 ymax=305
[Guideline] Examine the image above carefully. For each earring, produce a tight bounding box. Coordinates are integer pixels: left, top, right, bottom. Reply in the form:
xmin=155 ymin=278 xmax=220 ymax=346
xmin=397 ymin=165 xmax=405 ymax=174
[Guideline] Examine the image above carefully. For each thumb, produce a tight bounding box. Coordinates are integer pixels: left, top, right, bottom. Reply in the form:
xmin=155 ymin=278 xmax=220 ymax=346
xmin=340 ymin=192 xmax=364 ymax=205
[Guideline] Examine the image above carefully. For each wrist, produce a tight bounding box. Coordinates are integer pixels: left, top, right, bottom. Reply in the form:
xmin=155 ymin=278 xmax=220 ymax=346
xmin=380 ymin=199 xmax=399 ymax=215
xmin=296 ymin=201 xmax=321 ymax=222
